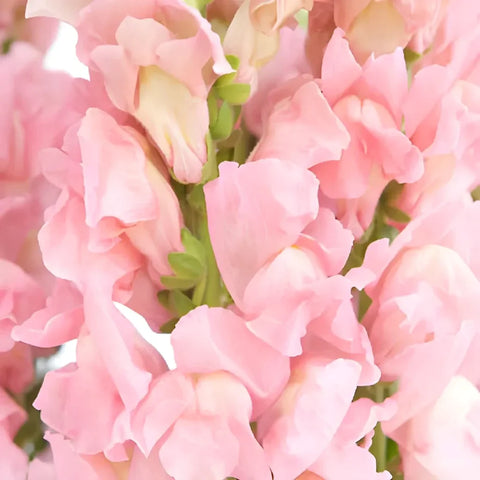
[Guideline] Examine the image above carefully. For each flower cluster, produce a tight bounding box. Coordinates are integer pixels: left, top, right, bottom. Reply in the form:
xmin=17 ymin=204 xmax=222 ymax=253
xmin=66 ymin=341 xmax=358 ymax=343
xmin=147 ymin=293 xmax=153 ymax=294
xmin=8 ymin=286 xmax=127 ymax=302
xmin=2 ymin=0 xmax=480 ymax=479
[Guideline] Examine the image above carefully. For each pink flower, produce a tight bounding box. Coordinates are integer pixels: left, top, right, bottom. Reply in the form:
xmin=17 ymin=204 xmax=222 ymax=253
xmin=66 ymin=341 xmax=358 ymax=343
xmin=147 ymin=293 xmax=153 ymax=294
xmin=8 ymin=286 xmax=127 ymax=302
xmin=249 ymin=75 xmax=350 ymax=169
xmin=243 ymin=26 xmax=311 ymax=137
xmin=396 ymin=66 xmax=480 ymax=220
xmin=29 ymin=432 xmax=174 ymax=480
xmin=204 ymin=158 xmax=380 ymax=375
xmin=38 ymin=108 xmax=182 ymax=329
xmin=306 ymin=0 xmax=446 ymax=64
xmin=249 ymin=0 xmax=313 ymax=35
xmin=256 ymin=355 xmax=362 ymax=480
xmin=171 ymin=305 xmax=290 ymax=417
xmin=34 ymin=328 xmax=167 ymax=459
xmin=0 ymin=43 xmax=80 ymax=183
xmin=29 ymin=0 xmax=232 ymax=183
xmin=12 ymin=279 xmax=84 ymax=348
xmin=132 ymin=370 xmax=271 ymax=480
xmin=0 ymin=0 xmax=58 ymax=52
xmin=412 ymin=0 xmax=480 ymax=72
xmin=0 ymin=343 xmax=34 ymax=393
xmin=0 ymin=259 xmax=44 ymax=352
xmin=205 ymin=158 xmax=319 ymax=309
xmin=0 ymin=388 xmax=28 ymax=480
xmin=306 ymin=397 xmax=396 ymax=480
xmin=222 ymin=0 xmax=279 ymax=87
xmin=312 ymin=29 xmax=422 ymax=237
xmin=354 ymin=201 xmax=480 ymax=433
xmin=398 ymin=376 xmax=480 ymax=479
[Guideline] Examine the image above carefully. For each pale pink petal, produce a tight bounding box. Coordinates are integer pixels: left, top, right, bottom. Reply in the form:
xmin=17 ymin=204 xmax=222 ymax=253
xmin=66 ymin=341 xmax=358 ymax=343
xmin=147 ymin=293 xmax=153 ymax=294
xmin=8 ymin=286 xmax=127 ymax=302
xmin=171 ymin=305 xmax=290 ymax=417
xmin=12 ymin=280 xmax=83 ymax=348
xmin=250 ymin=78 xmax=350 ymax=168
xmin=258 ymin=357 xmax=361 ymax=480
xmin=250 ymin=0 xmax=313 ymax=34
xmin=26 ymin=0 xmax=92 ymax=24
xmin=195 ymin=372 xmax=271 ymax=480
xmin=159 ymin=416 xmax=239 ymax=480
xmin=78 ymin=108 xmax=157 ymax=227
xmin=131 ymin=371 xmax=195 ymax=456
xmin=244 ymin=26 xmax=310 ymax=137
xmin=205 ymin=158 xmax=319 ymax=307
xmin=321 ymin=28 xmax=362 ymax=106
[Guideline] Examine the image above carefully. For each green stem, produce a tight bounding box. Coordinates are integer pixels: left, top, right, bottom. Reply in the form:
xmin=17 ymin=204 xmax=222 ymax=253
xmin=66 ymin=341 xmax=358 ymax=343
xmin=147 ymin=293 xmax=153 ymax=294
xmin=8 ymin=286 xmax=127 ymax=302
xmin=370 ymin=383 xmax=387 ymax=472
xmin=197 ymin=214 xmax=223 ymax=307
xmin=371 ymin=422 xmax=387 ymax=472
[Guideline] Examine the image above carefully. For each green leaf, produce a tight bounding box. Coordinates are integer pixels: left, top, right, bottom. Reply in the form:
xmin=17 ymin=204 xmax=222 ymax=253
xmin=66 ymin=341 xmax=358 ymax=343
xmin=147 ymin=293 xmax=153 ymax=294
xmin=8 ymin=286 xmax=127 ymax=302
xmin=160 ymin=275 xmax=199 ymax=290
xmin=210 ymin=101 xmax=234 ymax=140
xmin=168 ymin=252 xmax=204 ymax=279
xmin=215 ymin=83 xmax=251 ymax=105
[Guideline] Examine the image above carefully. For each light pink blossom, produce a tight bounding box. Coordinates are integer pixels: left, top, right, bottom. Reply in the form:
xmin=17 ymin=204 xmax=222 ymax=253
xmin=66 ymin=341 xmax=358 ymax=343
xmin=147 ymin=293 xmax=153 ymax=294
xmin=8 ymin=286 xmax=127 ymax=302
xmin=398 ymin=376 xmax=480 ymax=479
xmin=312 ymin=28 xmax=422 ymax=237
xmin=0 ymin=388 xmax=28 ymax=480
xmin=28 ymin=0 xmax=232 ymax=183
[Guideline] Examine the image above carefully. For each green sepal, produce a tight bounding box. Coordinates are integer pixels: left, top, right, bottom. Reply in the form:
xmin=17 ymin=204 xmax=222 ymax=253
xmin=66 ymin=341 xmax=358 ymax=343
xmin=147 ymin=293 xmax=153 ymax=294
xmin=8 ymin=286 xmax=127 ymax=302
xmin=183 ymin=0 xmax=212 ymax=13
xmin=2 ymin=37 xmax=14 ymax=55
xmin=170 ymin=289 xmax=196 ymax=316
xmin=168 ymin=252 xmax=204 ymax=279
xmin=357 ymin=289 xmax=373 ymax=321
xmin=157 ymin=290 xmax=195 ymax=324
xmin=210 ymin=101 xmax=234 ymax=140
xmin=180 ymin=227 xmax=206 ymax=263
xmin=160 ymin=275 xmax=199 ymax=290
xmin=207 ymin=93 xmax=219 ymax=126
xmin=383 ymin=205 xmax=411 ymax=223
xmin=213 ymin=55 xmax=240 ymax=87
xmin=201 ymin=133 xmax=219 ymax=183
xmin=471 ymin=185 xmax=480 ymax=201
xmin=403 ymin=47 xmax=422 ymax=66
xmin=215 ymin=72 xmax=237 ymax=87
xmin=157 ymin=290 xmax=170 ymax=309
xmin=215 ymin=83 xmax=251 ymax=105
xmin=295 ymin=9 xmax=309 ymax=30
xmin=381 ymin=180 xmax=404 ymax=203
xmin=226 ymin=54 xmax=240 ymax=70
